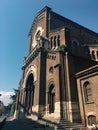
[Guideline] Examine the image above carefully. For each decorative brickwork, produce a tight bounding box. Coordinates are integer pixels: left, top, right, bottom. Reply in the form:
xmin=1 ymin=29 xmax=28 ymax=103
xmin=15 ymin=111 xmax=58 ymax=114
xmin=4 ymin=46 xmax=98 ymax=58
xmin=15 ymin=6 xmax=98 ymax=129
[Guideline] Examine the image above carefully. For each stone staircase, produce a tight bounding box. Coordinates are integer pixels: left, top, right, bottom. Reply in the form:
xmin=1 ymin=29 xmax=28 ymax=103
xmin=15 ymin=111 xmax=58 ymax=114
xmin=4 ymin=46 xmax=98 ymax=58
xmin=56 ymin=118 xmax=85 ymax=130
xmin=38 ymin=117 xmax=85 ymax=130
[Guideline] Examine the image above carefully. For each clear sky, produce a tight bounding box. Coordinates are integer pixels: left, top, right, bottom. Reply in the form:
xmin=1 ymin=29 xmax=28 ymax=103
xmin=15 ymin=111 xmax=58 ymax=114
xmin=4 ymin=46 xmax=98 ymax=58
xmin=0 ymin=0 xmax=98 ymax=92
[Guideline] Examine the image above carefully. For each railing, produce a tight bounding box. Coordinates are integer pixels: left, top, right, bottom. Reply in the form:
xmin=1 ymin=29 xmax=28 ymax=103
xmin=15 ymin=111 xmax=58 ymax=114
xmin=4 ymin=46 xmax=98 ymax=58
xmin=22 ymin=43 xmax=41 ymax=68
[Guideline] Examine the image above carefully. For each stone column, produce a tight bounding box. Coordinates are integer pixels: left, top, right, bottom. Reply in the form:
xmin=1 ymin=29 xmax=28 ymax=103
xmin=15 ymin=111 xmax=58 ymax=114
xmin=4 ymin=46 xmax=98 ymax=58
xmin=22 ymin=88 xmax=26 ymax=109
xmin=51 ymin=37 xmax=54 ymax=50
xmin=18 ymin=89 xmax=25 ymax=118
xmin=65 ymin=52 xmax=72 ymax=122
xmin=16 ymin=91 xmax=19 ymax=110
xmin=31 ymin=82 xmax=40 ymax=120
xmin=46 ymin=91 xmax=49 ymax=115
xmin=94 ymin=51 xmax=97 ymax=61
xmin=23 ymin=88 xmax=26 ymax=107
xmin=21 ymin=89 xmax=24 ymax=106
xmin=54 ymin=58 xmax=61 ymax=119
xmin=29 ymin=85 xmax=34 ymax=114
xmin=55 ymin=36 xmax=58 ymax=49
xmin=27 ymin=88 xmax=30 ymax=114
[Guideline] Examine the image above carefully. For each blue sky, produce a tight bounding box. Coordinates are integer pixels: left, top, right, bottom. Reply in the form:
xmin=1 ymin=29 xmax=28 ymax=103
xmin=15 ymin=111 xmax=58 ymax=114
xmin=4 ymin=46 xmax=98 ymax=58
xmin=0 ymin=0 xmax=98 ymax=92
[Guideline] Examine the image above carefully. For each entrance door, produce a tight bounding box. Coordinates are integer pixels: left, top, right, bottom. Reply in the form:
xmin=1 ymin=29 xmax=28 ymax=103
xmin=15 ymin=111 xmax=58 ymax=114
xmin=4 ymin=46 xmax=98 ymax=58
xmin=25 ymin=74 xmax=34 ymax=115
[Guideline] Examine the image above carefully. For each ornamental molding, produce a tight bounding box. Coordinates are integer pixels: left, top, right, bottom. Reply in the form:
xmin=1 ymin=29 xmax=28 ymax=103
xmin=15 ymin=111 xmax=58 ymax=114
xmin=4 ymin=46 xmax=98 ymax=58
xmin=23 ymin=65 xmax=37 ymax=88
xmin=75 ymin=65 xmax=98 ymax=78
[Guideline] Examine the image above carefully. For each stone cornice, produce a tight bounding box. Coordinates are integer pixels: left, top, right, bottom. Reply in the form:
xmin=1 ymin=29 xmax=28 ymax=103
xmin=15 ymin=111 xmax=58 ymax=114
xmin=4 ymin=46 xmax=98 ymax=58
xmin=22 ymin=44 xmax=41 ymax=69
xmin=75 ymin=64 xmax=98 ymax=78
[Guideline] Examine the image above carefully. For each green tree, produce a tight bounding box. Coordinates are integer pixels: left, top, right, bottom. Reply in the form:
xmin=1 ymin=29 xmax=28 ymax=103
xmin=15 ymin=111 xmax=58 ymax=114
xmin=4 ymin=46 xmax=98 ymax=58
xmin=0 ymin=100 xmax=5 ymax=116
xmin=10 ymin=89 xmax=18 ymax=116
xmin=57 ymin=44 xmax=68 ymax=52
xmin=9 ymin=89 xmax=18 ymax=116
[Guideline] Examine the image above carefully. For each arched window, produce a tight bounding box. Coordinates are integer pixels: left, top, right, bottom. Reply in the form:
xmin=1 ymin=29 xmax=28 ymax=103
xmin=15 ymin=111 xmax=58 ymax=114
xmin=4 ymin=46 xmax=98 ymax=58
xmin=72 ymin=41 xmax=78 ymax=54
xmin=48 ymin=84 xmax=55 ymax=113
xmin=92 ymin=50 xmax=95 ymax=60
xmin=57 ymin=35 xmax=60 ymax=47
xmin=88 ymin=115 xmax=96 ymax=126
xmin=84 ymin=81 xmax=93 ymax=103
xmin=25 ymin=74 xmax=35 ymax=115
xmin=54 ymin=36 xmax=56 ymax=49
xmin=49 ymin=66 xmax=54 ymax=73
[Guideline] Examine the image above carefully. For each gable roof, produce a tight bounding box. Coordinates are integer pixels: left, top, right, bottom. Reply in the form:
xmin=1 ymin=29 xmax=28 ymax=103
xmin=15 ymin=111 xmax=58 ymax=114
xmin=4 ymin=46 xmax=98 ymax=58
xmin=29 ymin=6 xmax=98 ymax=37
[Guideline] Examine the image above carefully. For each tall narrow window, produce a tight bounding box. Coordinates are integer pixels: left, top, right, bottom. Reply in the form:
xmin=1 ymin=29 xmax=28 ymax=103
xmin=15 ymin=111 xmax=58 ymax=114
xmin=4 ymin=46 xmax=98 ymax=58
xmin=54 ymin=36 xmax=56 ymax=49
xmin=48 ymin=84 xmax=55 ymax=113
xmin=92 ymin=50 xmax=95 ymax=60
xmin=84 ymin=81 xmax=93 ymax=103
xmin=72 ymin=41 xmax=78 ymax=54
xmin=57 ymin=35 xmax=60 ymax=47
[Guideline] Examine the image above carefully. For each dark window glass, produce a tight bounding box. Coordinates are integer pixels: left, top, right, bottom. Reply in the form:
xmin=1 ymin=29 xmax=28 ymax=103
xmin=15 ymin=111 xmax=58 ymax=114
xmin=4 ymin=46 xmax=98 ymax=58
xmin=88 ymin=115 xmax=96 ymax=125
xmin=84 ymin=81 xmax=93 ymax=103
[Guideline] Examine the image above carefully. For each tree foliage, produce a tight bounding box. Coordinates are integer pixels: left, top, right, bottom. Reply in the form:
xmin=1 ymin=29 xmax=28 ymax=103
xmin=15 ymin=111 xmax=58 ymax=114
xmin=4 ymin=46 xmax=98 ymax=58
xmin=57 ymin=44 xmax=68 ymax=52
xmin=0 ymin=100 xmax=5 ymax=116
xmin=6 ymin=89 xmax=18 ymax=116
xmin=9 ymin=89 xmax=18 ymax=116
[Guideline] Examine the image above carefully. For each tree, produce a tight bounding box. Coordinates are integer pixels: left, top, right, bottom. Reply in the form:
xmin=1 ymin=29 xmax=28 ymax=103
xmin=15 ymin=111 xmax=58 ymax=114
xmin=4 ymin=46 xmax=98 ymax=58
xmin=10 ymin=89 xmax=18 ymax=116
xmin=0 ymin=100 xmax=5 ymax=116
xmin=8 ymin=89 xmax=18 ymax=116
xmin=57 ymin=44 xmax=68 ymax=52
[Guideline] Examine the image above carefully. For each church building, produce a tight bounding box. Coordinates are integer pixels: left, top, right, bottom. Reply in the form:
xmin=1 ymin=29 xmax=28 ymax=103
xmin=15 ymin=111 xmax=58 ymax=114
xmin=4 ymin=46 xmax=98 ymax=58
xmin=15 ymin=6 xmax=98 ymax=128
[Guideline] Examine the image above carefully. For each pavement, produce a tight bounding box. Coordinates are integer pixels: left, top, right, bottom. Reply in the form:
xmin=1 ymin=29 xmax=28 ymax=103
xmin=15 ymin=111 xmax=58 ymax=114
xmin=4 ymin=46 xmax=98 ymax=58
xmin=0 ymin=116 xmax=6 ymax=130
xmin=0 ymin=116 xmax=6 ymax=122
xmin=1 ymin=118 xmax=54 ymax=130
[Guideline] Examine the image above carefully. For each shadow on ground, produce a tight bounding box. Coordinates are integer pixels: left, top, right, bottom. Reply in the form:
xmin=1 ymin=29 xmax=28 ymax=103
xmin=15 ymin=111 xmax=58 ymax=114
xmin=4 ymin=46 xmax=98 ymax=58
xmin=1 ymin=117 xmax=54 ymax=130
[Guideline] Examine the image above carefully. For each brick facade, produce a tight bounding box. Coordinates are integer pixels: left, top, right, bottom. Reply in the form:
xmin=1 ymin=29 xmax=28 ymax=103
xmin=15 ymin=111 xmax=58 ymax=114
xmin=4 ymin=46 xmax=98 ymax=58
xmin=14 ymin=6 xmax=98 ymax=128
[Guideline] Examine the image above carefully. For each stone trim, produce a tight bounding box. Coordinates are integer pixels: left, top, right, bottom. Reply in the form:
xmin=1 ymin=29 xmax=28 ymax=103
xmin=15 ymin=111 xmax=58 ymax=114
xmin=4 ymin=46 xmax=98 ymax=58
xmin=23 ymin=65 xmax=37 ymax=88
xmin=75 ymin=64 xmax=98 ymax=78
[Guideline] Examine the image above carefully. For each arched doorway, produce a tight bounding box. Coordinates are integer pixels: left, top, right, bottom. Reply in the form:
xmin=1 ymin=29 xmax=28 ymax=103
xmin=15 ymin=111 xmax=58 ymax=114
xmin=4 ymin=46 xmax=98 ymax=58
xmin=48 ymin=84 xmax=55 ymax=113
xmin=25 ymin=73 xmax=35 ymax=115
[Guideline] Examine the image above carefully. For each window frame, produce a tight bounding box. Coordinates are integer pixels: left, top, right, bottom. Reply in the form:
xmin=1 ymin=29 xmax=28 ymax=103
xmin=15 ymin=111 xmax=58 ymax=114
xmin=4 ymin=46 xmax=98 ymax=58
xmin=88 ymin=115 xmax=96 ymax=126
xmin=83 ymin=81 xmax=93 ymax=104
